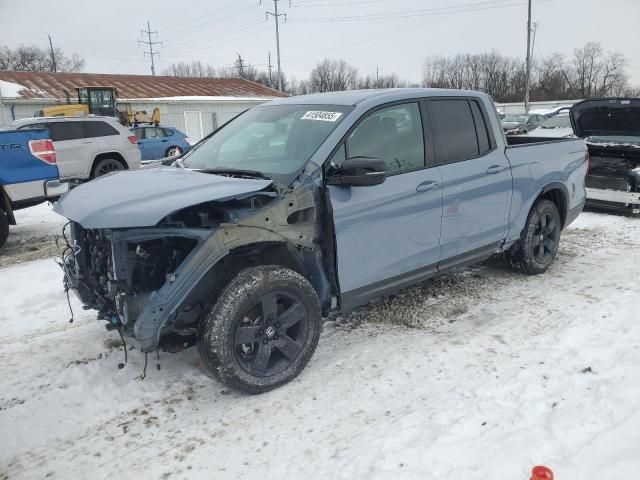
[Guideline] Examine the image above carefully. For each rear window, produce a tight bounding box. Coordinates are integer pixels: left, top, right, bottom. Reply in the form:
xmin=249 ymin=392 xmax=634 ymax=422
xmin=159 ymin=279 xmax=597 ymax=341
xmin=17 ymin=123 xmax=47 ymax=131
xmin=431 ymin=99 xmax=479 ymax=164
xmin=84 ymin=121 xmax=119 ymax=137
xmin=48 ymin=122 xmax=85 ymax=141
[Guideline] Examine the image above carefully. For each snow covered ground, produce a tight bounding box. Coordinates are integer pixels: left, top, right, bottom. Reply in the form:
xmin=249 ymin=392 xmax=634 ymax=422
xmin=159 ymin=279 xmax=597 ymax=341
xmin=1 ymin=210 xmax=639 ymax=480
xmin=5 ymin=202 xmax=66 ymax=246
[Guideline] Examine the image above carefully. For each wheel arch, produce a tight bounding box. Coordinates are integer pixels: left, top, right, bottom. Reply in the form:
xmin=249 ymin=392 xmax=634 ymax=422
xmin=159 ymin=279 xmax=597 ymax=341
xmin=179 ymin=240 xmax=331 ymax=320
xmin=537 ymin=183 xmax=568 ymax=228
xmin=91 ymin=151 xmax=128 ymax=176
xmin=0 ymin=188 xmax=16 ymax=225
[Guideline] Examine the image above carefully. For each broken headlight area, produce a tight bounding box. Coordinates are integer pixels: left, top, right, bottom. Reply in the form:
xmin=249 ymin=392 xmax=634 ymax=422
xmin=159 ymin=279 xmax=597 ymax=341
xmin=60 ymin=222 xmax=199 ymax=335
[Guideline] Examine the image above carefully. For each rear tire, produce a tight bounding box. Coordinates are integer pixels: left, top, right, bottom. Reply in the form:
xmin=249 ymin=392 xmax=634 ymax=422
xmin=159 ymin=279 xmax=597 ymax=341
xmin=91 ymin=158 xmax=125 ymax=178
xmin=509 ymin=199 xmax=561 ymax=275
xmin=0 ymin=209 xmax=9 ymax=249
xmin=165 ymin=146 xmax=183 ymax=157
xmin=197 ymin=265 xmax=321 ymax=394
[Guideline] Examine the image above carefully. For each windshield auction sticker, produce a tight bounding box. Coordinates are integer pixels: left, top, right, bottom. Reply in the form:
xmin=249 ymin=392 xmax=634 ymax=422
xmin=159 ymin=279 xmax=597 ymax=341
xmin=301 ymin=111 xmax=343 ymax=122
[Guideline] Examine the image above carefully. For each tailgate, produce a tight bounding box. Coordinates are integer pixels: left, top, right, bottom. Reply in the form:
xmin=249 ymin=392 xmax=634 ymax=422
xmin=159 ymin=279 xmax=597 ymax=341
xmin=0 ymin=129 xmax=59 ymax=186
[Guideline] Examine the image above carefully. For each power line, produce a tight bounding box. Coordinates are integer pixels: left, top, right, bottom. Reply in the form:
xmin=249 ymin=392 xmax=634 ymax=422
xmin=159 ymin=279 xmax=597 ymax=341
xmin=261 ymin=0 xmax=287 ymax=91
xmin=139 ymin=20 xmax=162 ymax=76
xmin=288 ymin=0 xmax=535 ymax=22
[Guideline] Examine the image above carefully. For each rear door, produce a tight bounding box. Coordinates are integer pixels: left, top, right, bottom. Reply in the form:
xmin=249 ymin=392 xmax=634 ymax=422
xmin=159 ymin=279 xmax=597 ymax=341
xmin=47 ymin=121 xmax=98 ymax=179
xmin=328 ymin=101 xmax=443 ymax=297
xmin=429 ymin=98 xmax=511 ymax=262
xmin=141 ymin=127 xmax=169 ymax=159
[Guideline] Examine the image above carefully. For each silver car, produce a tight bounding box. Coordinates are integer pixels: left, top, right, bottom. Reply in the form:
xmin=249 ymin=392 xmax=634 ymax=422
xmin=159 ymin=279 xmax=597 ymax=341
xmin=10 ymin=116 xmax=141 ymax=180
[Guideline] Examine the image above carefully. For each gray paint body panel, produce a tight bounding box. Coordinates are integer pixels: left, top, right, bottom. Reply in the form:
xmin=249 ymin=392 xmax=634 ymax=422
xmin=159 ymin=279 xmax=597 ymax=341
xmin=56 ymin=88 xmax=588 ymax=353
xmin=53 ymin=167 xmax=272 ymax=228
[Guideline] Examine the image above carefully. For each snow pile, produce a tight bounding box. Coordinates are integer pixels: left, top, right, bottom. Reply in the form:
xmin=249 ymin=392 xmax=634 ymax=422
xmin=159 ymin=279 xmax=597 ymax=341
xmin=0 ymin=79 xmax=26 ymax=98
xmin=1 ymin=211 xmax=640 ymax=479
xmin=5 ymin=202 xmax=67 ymax=246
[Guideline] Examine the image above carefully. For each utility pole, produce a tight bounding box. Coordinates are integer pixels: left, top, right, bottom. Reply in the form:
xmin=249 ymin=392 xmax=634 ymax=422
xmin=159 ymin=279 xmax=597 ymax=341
xmin=262 ymin=0 xmax=286 ymax=91
xmin=524 ymin=0 xmax=532 ymax=112
xmin=47 ymin=34 xmax=57 ymax=73
xmin=236 ymin=53 xmax=245 ymax=78
xmin=267 ymin=51 xmax=273 ymax=87
xmin=139 ymin=20 xmax=162 ymax=76
xmin=376 ymin=66 xmax=379 ymax=87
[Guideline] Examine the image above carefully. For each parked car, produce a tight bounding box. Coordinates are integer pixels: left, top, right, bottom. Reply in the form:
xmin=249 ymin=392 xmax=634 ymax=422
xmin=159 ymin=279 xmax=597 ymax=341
xmin=528 ymin=112 xmax=575 ymax=138
xmin=130 ymin=126 xmax=191 ymax=161
xmin=54 ymin=88 xmax=587 ymax=393
xmin=570 ymin=98 xmax=640 ymax=215
xmin=529 ymin=105 xmax=573 ymax=117
xmin=0 ymin=128 xmax=67 ymax=248
xmin=10 ymin=116 xmax=141 ymax=180
xmin=502 ymin=113 xmax=547 ymax=134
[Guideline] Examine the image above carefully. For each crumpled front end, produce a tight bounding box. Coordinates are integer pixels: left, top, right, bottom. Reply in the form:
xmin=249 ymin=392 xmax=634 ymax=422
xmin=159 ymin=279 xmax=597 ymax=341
xmin=59 ymin=180 xmax=334 ymax=353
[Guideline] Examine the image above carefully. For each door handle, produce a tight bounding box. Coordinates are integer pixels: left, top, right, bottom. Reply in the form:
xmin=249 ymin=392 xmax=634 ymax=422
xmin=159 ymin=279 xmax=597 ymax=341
xmin=81 ymin=141 xmax=93 ymax=144
xmin=161 ymin=139 xmax=168 ymax=142
xmin=486 ymin=165 xmax=504 ymax=174
xmin=416 ymin=180 xmax=440 ymax=192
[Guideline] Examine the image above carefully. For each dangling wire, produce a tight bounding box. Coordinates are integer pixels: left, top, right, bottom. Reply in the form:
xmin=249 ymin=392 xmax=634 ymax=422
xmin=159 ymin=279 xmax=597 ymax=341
xmin=117 ymin=327 xmax=128 ymax=369
xmin=65 ymin=288 xmax=74 ymax=324
xmin=138 ymin=352 xmax=149 ymax=381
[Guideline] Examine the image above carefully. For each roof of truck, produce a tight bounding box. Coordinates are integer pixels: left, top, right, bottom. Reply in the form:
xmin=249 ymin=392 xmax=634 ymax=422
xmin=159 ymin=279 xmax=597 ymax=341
xmin=267 ymin=88 xmax=485 ymax=106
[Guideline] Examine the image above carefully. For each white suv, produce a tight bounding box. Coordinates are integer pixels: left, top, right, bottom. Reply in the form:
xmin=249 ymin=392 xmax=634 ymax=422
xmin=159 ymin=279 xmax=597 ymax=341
xmin=11 ymin=116 xmax=141 ymax=180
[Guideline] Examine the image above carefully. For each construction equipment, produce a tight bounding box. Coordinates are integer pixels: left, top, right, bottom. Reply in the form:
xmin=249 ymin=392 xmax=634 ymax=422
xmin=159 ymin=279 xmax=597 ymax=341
xmin=37 ymin=86 xmax=160 ymax=127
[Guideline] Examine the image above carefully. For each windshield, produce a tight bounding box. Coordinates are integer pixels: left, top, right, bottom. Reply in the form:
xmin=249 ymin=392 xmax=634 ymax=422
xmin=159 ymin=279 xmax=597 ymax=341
xmin=503 ymin=115 xmax=527 ymax=123
xmin=183 ymin=104 xmax=352 ymax=184
xmin=540 ymin=114 xmax=571 ymax=129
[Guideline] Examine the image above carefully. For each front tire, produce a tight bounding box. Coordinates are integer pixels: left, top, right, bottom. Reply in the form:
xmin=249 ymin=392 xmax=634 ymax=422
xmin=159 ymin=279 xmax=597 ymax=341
xmin=198 ymin=265 xmax=321 ymax=394
xmin=509 ymin=199 xmax=561 ymax=275
xmin=0 ymin=209 xmax=9 ymax=249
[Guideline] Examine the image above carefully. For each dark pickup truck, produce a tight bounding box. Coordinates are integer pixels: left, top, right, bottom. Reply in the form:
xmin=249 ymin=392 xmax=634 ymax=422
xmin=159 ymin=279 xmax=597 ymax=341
xmin=571 ymin=98 xmax=640 ymax=215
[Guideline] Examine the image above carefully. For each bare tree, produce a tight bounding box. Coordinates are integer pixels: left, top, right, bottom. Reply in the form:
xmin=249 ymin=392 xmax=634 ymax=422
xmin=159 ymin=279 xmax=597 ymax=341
xmin=422 ymin=43 xmax=631 ymax=102
xmin=308 ymin=59 xmax=358 ymax=93
xmin=0 ymin=44 xmax=84 ymax=72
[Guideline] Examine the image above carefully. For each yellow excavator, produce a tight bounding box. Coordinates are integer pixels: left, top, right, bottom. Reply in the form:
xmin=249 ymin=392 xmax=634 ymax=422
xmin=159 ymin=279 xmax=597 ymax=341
xmin=37 ymin=86 xmax=160 ymax=127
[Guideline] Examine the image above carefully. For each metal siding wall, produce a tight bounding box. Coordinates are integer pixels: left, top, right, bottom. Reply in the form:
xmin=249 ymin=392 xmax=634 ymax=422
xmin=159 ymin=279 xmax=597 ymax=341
xmin=1 ymin=100 xmax=268 ymax=135
xmin=122 ymin=101 xmax=267 ymax=140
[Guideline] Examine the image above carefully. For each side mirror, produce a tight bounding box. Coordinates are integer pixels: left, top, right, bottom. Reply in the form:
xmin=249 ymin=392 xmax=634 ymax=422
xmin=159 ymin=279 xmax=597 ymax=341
xmin=326 ymin=156 xmax=386 ymax=187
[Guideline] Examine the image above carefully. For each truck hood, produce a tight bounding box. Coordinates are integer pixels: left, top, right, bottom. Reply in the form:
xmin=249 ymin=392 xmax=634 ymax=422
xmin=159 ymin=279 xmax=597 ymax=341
xmin=53 ymin=167 xmax=273 ymax=229
xmin=570 ymin=98 xmax=640 ymax=138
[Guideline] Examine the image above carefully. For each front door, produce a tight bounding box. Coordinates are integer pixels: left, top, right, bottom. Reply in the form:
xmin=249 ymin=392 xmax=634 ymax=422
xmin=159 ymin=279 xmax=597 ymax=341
xmin=184 ymin=111 xmax=203 ymax=143
xmin=328 ymin=102 xmax=443 ymax=296
xmin=428 ymin=98 xmax=511 ymax=261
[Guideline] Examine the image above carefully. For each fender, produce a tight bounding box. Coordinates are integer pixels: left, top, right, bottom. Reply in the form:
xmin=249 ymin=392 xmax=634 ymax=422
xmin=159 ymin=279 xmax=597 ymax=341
xmin=128 ymin=184 xmax=322 ymax=352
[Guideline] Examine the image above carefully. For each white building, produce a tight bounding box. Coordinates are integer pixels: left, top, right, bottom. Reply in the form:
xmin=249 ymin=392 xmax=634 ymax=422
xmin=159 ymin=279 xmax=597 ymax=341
xmin=0 ymin=71 xmax=286 ymax=141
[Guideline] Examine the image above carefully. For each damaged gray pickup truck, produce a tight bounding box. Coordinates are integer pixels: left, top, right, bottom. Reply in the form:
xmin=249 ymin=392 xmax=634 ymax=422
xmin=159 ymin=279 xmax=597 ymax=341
xmin=55 ymin=89 xmax=588 ymax=393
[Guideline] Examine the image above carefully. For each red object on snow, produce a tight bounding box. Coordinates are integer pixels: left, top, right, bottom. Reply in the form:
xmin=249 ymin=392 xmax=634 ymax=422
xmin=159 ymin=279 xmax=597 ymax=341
xmin=530 ymin=466 xmax=554 ymax=480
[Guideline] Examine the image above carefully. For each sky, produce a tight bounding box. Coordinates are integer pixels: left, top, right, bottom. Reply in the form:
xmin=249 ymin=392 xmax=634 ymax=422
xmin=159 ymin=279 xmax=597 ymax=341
xmin=1 ymin=0 xmax=639 ymax=87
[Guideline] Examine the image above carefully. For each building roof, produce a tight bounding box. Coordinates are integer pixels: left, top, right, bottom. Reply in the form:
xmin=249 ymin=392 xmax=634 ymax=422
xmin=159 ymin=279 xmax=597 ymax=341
xmin=0 ymin=71 xmax=286 ymax=101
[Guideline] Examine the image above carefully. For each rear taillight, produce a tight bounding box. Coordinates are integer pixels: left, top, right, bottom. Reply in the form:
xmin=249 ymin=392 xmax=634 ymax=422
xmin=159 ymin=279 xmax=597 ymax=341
xmin=584 ymin=150 xmax=590 ymax=176
xmin=29 ymin=139 xmax=56 ymax=165
xmin=127 ymin=135 xmax=138 ymax=144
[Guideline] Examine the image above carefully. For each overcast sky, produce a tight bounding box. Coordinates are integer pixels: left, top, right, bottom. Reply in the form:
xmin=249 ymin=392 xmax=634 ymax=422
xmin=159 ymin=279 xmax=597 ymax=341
xmin=1 ymin=0 xmax=639 ymax=87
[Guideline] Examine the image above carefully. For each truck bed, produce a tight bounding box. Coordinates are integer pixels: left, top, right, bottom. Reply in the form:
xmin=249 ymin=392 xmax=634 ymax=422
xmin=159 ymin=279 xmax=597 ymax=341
xmin=505 ymin=135 xmax=577 ymax=147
